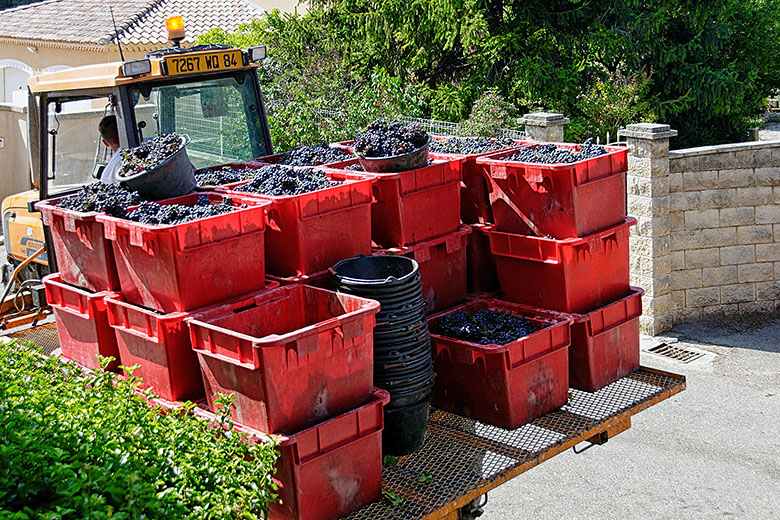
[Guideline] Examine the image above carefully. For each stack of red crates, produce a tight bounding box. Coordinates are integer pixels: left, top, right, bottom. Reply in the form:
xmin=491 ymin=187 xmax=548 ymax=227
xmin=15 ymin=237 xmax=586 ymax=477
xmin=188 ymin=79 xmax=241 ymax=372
xmin=473 ymin=142 xmax=642 ymax=392
xmin=40 ymin=182 xmax=390 ymax=519
xmin=322 ymin=149 xmax=469 ymax=314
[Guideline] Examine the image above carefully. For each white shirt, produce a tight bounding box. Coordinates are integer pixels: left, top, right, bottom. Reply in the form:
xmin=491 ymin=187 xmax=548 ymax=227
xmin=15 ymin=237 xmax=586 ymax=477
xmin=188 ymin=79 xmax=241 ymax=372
xmin=101 ymin=149 xmax=122 ymax=184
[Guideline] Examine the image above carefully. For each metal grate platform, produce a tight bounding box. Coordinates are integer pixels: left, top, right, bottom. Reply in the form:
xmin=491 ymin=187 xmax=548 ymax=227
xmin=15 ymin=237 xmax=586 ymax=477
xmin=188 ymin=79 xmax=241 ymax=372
xmin=2 ymin=320 xmax=60 ymax=355
xmin=346 ymin=368 xmax=685 ymax=520
xmin=647 ymin=343 xmax=706 ymax=363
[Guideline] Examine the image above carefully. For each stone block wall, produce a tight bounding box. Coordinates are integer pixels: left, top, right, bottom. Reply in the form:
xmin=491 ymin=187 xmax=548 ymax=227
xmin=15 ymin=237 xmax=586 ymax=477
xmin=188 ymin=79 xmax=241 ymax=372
xmin=667 ymin=142 xmax=780 ymax=324
xmin=619 ymin=123 xmax=780 ymax=334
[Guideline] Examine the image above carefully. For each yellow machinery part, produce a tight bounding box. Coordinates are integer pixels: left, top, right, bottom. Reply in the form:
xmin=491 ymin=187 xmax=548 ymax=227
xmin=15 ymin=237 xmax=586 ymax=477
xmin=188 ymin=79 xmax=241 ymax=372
xmin=2 ymin=190 xmax=47 ymax=267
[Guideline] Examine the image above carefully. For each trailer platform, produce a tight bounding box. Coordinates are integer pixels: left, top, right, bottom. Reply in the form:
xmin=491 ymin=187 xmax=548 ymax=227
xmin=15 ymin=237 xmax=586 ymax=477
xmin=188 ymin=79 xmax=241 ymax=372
xmin=2 ymin=323 xmax=684 ymax=520
xmin=348 ymin=367 xmax=685 ymax=520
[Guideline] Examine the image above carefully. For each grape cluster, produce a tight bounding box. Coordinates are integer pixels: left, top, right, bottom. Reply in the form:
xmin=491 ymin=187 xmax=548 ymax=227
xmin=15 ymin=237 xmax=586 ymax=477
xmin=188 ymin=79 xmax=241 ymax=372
xmin=195 ymin=166 xmax=257 ymax=187
xmin=233 ymin=164 xmax=340 ymax=196
xmin=118 ymin=134 xmax=184 ymax=178
xmin=354 ymin=119 xmax=429 ymax=158
xmin=501 ymin=139 xmax=606 ymax=164
xmin=429 ymin=137 xmax=518 ymax=155
xmin=277 ymin=144 xmax=352 ymax=166
xmin=435 ymin=309 xmax=543 ymax=345
xmin=56 ymin=183 xmax=143 ymax=216
xmin=342 ymin=163 xmax=365 ymax=171
xmin=125 ymin=194 xmax=238 ymax=225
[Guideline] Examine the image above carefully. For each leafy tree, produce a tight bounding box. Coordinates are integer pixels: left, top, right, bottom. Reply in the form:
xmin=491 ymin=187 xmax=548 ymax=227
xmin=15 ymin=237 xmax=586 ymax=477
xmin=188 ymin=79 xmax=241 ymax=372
xmin=202 ymin=1 xmax=780 ymax=148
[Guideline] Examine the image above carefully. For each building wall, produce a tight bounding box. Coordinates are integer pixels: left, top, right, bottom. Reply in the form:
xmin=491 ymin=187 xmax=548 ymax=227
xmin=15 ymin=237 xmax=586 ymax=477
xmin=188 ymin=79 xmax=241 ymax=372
xmin=667 ymin=142 xmax=780 ymax=323
xmin=0 ymin=103 xmax=30 ymax=202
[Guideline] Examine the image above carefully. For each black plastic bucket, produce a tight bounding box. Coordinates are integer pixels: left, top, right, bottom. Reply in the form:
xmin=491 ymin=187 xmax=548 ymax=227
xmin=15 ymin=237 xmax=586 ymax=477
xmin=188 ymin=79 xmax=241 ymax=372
xmin=332 ymin=255 xmax=420 ymax=291
xmin=375 ymin=336 xmax=431 ymax=361
xmin=120 ymin=135 xmax=196 ymax=200
xmin=382 ymin=400 xmax=431 ymax=456
xmin=386 ymin=379 xmax=435 ymax=409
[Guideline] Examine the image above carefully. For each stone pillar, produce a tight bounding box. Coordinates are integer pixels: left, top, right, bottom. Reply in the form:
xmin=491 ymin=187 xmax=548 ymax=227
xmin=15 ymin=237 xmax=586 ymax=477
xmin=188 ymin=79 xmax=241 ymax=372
xmin=522 ymin=112 xmax=570 ymax=142
xmin=617 ymin=123 xmax=678 ymax=335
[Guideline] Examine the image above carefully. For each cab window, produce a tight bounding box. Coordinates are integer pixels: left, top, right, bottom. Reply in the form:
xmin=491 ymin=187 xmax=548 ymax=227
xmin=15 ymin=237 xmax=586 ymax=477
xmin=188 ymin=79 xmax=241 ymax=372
xmin=129 ymin=73 xmax=268 ymax=169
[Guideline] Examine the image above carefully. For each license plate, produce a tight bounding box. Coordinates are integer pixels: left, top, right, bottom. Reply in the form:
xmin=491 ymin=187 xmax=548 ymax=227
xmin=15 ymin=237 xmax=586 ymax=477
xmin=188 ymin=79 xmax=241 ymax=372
xmin=164 ymin=50 xmax=242 ymax=76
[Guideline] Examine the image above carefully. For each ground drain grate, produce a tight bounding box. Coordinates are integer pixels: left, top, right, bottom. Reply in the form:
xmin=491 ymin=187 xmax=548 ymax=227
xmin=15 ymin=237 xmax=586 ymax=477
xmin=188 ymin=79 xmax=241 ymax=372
xmin=646 ymin=343 xmax=705 ymax=363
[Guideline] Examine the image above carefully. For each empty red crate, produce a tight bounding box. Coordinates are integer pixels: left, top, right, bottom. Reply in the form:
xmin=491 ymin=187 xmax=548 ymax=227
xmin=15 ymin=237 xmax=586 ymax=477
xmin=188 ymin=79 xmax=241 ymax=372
xmin=269 ymin=387 xmax=389 ymax=520
xmin=488 ymin=217 xmax=635 ymax=313
xmin=266 ymin=269 xmax=335 ymax=290
xmin=97 ymin=192 xmax=270 ymax=313
xmin=467 ymin=223 xmax=499 ymax=294
xmin=186 ymin=284 xmax=380 ymax=433
xmin=476 ymin=143 xmax=628 ymax=238
xmin=569 ymin=287 xmax=644 ymax=392
xmin=43 ymin=273 xmax=120 ymax=371
xmin=430 ymin=136 xmax=525 ymax=224
xmin=428 ymin=298 xmax=572 ymax=429
xmin=373 ymin=225 xmax=472 ymax=313
xmin=105 ymin=293 xmax=206 ymax=402
xmin=325 ymin=158 xmax=461 ymax=248
xmin=224 ymin=171 xmax=373 ymax=276
xmin=37 ymin=198 xmax=119 ymax=292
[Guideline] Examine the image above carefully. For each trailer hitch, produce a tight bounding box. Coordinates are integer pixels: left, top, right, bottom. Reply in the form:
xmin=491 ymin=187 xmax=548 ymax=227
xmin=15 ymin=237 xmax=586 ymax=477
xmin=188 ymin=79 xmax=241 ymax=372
xmin=572 ymin=416 xmax=632 ymax=454
xmin=459 ymin=494 xmax=488 ymax=520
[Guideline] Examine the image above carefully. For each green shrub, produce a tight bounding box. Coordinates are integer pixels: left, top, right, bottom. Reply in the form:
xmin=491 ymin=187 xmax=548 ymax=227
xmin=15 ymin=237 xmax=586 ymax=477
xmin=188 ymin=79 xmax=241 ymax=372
xmin=0 ymin=342 xmax=279 ymax=519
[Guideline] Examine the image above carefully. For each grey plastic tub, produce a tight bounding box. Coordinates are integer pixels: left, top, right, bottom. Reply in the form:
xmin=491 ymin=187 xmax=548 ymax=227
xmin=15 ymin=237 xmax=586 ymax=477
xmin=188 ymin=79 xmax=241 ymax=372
xmin=356 ymin=137 xmax=430 ymax=173
xmin=119 ymin=134 xmax=196 ymax=200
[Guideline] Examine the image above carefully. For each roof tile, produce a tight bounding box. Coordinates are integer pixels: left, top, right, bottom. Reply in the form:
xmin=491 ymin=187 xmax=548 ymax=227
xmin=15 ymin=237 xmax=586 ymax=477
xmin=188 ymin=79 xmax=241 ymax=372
xmin=0 ymin=0 xmax=264 ymax=45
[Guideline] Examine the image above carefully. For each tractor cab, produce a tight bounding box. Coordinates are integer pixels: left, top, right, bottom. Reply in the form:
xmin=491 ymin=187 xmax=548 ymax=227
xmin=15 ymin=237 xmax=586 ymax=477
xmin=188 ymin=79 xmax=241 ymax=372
xmin=1 ymin=23 xmax=272 ymax=289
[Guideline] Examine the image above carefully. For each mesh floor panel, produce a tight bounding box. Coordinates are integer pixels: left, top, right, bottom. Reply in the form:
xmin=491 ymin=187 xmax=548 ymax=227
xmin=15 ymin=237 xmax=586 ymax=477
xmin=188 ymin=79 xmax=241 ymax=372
xmin=3 ymin=320 xmax=60 ymax=355
xmin=346 ymin=368 xmax=684 ymax=520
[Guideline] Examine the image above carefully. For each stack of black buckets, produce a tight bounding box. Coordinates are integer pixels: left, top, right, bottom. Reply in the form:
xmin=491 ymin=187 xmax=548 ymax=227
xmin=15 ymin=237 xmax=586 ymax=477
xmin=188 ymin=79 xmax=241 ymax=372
xmin=332 ymin=255 xmax=433 ymax=455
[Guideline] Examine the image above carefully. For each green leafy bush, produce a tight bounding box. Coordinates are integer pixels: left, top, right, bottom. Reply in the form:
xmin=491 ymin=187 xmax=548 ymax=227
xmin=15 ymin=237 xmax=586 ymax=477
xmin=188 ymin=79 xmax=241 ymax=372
xmin=209 ymin=0 xmax=780 ymax=148
xmin=0 ymin=342 xmax=279 ymax=519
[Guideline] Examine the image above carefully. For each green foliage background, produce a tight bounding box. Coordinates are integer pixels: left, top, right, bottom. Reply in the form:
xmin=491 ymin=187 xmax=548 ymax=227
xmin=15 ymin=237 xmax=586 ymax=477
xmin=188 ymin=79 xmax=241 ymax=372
xmin=201 ymin=0 xmax=780 ymax=149
xmin=0 ymin=343 xmax=279 ymax=519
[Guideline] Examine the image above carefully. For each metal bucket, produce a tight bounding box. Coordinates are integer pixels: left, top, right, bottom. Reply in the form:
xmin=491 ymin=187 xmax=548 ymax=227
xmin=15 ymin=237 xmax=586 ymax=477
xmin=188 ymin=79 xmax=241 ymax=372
xmin=120 ymin=135 xmax=196 ymax=200
xmin=356 ymin=137 xmax=430 ymax=173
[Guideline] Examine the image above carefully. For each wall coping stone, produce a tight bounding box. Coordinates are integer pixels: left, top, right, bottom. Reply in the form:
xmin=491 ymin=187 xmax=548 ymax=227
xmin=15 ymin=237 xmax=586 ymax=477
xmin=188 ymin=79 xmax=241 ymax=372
xmin=619 ymin=123 xmax=678 ymax=140
xmin=0 ymin=103 xmax=27 ymax=114
xmin=521 ymin=112 xmax=570 ymax=127
xmin=670 ymin=140 xmax=780 ymax=158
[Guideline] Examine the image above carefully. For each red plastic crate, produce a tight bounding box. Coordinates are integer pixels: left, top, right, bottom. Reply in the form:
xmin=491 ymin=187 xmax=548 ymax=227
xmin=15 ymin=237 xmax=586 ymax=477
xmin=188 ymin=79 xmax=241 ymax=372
xmin=266 ymin=269 xmax=335 ymax=290
xmin=37 ymin=198 xmax=119 ymax=292
xmin=488 ymin=217 xmax=635 ymax=313
xmin=223 ymin=171 xmax=373 ymax=276
xmin=43 ymin=273 xmax=120 ymax=371
xmin=97 ymin=192 xmax=270 ymax=313
xmin=467 ymin=223 xmax=499 ymax=294
xmin=476 ymin=143 xmax=628 ymax=238
xmin=268 ymin=387 xmax=389 ymax=520
xmin=430 ymin=136 xmax=526 ymax=224
xmin=373 ymin=225 xmax=472 ymax=313
xmin=105 ymin=293 xmax=206 ymax=402
xmin=325 ymin=158 xmax=461 ymax=248
xmin=569 ymin=287 xmax=644 ymax=392
xmin=186 ymin=284 xmax=380 ymax=433
xmin=428 ymin=298 xmax=572 ymax=429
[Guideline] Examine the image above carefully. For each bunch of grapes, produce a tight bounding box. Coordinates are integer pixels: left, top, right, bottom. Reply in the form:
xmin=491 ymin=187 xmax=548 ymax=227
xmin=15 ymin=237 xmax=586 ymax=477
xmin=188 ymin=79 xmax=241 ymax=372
xmin=118 ymin=134 xmax=184 ymax=178
xmin=56 ymin=183 xmax=143 ymax=217
xmin=354 ymin=119 xmax=429 ymax=158
xmin=501 ymin=139 xmax=606 ymax=164
xmin=342 ymin=163 xmax=365 ymax=171
xmin=125 ymin=194 xmax=238 ymax=225
xmin=195 ymin=166 xmax=258 ymax=187
xmin=233 ymin=164 xmax=339 ymax=196
xmin=277 ymin=144 xmax=352 ymax=166
xmin=429 ymin=137 xmax=519 ymax=155
xmin=435 ymin=309 xmax=544 ymax=345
